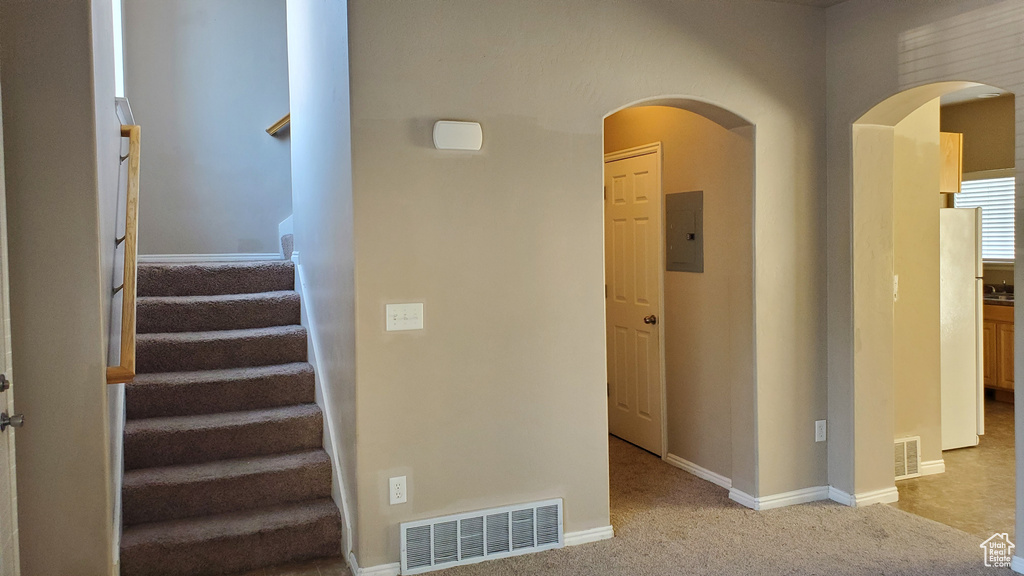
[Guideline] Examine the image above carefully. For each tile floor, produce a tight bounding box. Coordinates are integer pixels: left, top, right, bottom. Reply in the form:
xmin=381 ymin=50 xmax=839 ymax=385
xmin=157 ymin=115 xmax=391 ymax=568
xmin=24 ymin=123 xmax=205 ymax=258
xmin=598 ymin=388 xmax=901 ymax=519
xmin=891 ymin=396 xmax=1015 ymax=540
xmin=228 ymin=557 xmax=351 ymax=576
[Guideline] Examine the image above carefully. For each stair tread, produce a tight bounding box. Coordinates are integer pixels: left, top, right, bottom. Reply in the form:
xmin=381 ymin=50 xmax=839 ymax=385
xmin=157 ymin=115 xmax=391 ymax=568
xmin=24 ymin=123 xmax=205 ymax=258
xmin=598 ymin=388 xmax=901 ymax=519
xmin=125 ymin=404 xmax=321 ymax=435
xmin=124 ymin=450 xmax=329 ymax=487
xmin=130 ymin=362 xmax=313 ymax=386
xmin=137 ymin=325 xmax=306 ymax=343
xmin=125 ymin=363 xmax=315 ymax=420
xmin=121 ymin=498 xmax=339 ymax=547
xmin=138 ymin=290 xmax=298 ymax=304
xmin=138 ymin=260 xmax=291 ymax=269
xmin=138 ymin=260 xmax=295 ymax=297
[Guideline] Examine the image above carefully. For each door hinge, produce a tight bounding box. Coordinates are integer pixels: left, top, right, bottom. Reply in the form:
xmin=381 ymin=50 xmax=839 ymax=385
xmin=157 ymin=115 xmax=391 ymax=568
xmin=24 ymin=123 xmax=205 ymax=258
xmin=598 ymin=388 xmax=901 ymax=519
xmin=607 ymin=382 xmax=610 ymax=397
xmin=605 ymin=284 xmax=608 ymax=299
xmin=603 ymin=185 xmax=607 ymax=201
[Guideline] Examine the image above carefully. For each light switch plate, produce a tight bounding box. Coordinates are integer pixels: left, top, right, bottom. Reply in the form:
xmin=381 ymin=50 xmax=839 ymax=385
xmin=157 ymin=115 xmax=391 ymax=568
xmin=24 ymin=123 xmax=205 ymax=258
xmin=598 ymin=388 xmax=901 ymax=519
xmin=386 ymin=303 xmax=424 ymax=331
xmin=815 ymin=420 xmax=827 ymax=443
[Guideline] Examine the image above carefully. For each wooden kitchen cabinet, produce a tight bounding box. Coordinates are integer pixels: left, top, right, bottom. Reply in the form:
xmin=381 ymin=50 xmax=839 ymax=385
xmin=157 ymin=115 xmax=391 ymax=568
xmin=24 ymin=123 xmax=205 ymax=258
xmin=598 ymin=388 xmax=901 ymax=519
xmin=997 ymin=322 xmax=1014 ymax=390
xmin=940 ymin=132 xmax=963 ymax=194
xmin=983 ymin=319 xmax=996 ymax=387
xmin=983 ymin=304 xmax=1014 ymax=392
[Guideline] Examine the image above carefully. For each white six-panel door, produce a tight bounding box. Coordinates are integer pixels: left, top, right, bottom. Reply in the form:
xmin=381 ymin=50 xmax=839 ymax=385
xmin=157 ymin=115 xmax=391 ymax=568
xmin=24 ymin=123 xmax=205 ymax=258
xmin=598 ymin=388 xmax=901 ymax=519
xmin=605 ymin=145 xmax=664 ymax=456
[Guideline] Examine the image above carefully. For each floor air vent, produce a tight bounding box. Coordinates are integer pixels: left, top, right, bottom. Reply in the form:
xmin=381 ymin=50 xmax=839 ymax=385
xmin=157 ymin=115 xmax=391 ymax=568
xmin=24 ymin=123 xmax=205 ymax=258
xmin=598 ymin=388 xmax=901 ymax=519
xmin=894 ymin=436 xmax=921 ymax=480
xmin=400 ymin=498 xmax=563 ymax=574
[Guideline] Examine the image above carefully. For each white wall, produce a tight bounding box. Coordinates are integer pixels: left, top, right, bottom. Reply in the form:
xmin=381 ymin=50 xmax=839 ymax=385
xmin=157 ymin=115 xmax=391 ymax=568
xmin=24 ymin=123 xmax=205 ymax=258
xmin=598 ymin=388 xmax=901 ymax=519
xmin=347 ymin=0 xmax=826 ymax=567
xmin=0 ymin=0 xmax=118 ymax=573
xmin=285 ymin=0 xmax=358 ymax=560
xmin=124 ymin=0 xmax=292 ymax=255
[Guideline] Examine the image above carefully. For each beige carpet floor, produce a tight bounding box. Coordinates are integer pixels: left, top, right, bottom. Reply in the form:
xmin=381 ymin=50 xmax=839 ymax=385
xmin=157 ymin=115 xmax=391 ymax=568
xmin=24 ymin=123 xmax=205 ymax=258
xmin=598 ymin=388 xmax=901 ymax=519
xmin=433 ymin=436 xmax=1013 ymax=576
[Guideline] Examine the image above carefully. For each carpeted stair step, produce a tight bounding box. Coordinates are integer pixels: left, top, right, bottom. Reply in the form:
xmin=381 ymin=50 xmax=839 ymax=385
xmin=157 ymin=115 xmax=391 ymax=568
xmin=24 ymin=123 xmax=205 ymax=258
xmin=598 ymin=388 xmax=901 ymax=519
xmin=137 ymin=291 xmax=301 ymax=334
xmin=138 ymin=260 xmax=294 ymax=297
xmin=124 ymin=404 xmax=323 ymax=470
xmin=126 ymin=363 xmax=315 ymax=420
xmin=120 ymin=499 xmax=341 ymax=576
xmin=135 ymin=326 xmax=307 ymax=373
xmin=122 ymin=450 xmax=332 ymax=526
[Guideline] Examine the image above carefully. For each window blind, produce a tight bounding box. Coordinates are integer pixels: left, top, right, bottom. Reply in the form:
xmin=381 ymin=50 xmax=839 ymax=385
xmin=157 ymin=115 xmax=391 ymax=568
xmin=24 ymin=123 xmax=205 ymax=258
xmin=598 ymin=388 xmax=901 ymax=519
xmin=953 ymin=177 xmax=1015 ymax=262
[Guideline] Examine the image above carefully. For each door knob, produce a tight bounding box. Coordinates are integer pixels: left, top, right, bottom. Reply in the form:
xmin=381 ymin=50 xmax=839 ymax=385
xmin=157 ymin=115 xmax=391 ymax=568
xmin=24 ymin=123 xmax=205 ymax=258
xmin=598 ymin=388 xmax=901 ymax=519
xmin=0 ymin=412 xmax=23 ymax=432
xmin=643 ymin=315 xmax=658 ymax=325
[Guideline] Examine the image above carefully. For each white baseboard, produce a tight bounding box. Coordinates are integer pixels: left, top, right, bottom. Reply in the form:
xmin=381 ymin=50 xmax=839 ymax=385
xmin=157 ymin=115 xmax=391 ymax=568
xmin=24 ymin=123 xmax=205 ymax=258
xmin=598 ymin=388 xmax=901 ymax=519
xmin=729 ymin=486 xmax=829 ymax=511
xmin=663 ymin=453 xmax=732 ymax=489
xmin=828 ymin=486 xmax=899 ymax=507
xmin=920 ymin=459 xmax=945 ymax=476
xmin=1011 ymin=554 xmax=1024 ymax=573
xmin=564 ymin=525 xmax=614 ymax=546
xmin=138 ymin=253 xmax=281 ymax=263
xmin=349 ymin=552 xmax=401 ymax=576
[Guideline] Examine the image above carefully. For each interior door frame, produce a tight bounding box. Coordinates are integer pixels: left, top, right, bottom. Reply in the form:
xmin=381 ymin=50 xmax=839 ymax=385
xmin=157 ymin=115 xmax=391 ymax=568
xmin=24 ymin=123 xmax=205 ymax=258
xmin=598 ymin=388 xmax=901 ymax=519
xmin=0 ymin=49 xmax=20 ymax=575
xmin=603 ymin=141 xmax=668 ymax=458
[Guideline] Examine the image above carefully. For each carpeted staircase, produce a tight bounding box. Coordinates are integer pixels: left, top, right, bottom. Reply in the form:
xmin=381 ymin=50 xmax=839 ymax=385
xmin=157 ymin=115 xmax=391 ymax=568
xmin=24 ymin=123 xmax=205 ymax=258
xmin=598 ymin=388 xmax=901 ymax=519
xmin=120 ymin=260 xmax=342 ymax=576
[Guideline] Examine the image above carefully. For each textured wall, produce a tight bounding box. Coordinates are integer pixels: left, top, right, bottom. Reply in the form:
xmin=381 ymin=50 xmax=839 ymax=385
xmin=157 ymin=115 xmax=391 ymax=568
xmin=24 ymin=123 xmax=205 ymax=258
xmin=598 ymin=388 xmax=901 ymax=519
xmin=348 ymin=0 xmax=826 ymax=566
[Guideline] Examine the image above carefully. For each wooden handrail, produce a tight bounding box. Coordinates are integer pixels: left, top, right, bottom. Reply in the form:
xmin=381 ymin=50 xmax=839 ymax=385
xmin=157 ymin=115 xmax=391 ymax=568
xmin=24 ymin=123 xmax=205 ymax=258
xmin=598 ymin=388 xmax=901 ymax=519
xmin=267 ymin=113 xmax=290 ymax=136
xmin=107 ymin=124 xmax=141 ymax=385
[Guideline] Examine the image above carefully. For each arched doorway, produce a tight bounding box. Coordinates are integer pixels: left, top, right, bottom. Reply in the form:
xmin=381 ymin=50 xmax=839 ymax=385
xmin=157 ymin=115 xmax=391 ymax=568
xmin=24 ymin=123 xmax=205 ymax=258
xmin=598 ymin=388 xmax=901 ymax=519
xmin=602 ymin=97 xmax=759 ymax=505
xmin=845 ymin=82 xmax=1017 ymax=539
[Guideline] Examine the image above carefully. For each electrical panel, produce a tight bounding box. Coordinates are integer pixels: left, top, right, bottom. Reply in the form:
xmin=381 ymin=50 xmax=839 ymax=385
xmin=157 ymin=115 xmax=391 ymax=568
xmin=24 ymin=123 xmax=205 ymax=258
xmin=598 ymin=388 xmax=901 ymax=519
xmin=666 ymin=191 xmax=703 ymax=273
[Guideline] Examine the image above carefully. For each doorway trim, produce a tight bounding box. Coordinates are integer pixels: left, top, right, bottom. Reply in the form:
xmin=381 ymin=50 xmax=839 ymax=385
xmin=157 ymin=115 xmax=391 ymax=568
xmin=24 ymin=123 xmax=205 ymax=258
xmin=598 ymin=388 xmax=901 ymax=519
xmin=604 ymin=141 xmax=668 ymax=458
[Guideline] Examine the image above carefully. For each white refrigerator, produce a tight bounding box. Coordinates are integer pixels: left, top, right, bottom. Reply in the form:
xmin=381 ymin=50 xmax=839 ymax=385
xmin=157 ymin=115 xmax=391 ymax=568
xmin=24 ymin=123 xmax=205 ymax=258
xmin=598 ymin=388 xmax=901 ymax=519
xmin=939 ymin=207 xmax=984 ymax=451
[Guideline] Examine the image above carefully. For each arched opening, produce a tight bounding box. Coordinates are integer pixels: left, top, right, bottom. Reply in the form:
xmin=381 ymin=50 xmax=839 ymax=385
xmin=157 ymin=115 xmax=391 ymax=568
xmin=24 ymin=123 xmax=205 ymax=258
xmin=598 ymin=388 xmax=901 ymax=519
xmin=601 ymin=97 xmax=758 ymax=504
xmin=850 ymin=81 xmax=1016 ymax=536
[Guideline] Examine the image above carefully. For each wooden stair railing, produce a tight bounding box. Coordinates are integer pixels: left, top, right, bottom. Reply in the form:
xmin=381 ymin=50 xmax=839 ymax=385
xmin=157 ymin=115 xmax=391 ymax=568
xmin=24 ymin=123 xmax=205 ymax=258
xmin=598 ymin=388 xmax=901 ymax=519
xmin=267 ymin=113 xmax=290 ymax=136
xmin=107 ymin=124 xmax=141 ymax=385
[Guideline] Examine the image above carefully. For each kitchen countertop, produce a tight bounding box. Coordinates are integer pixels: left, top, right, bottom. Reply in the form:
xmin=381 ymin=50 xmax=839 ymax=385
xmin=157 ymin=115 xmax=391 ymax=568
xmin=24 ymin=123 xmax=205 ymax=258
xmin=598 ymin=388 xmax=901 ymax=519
xmin=983 ymin=296 xmax=1014 ymax=307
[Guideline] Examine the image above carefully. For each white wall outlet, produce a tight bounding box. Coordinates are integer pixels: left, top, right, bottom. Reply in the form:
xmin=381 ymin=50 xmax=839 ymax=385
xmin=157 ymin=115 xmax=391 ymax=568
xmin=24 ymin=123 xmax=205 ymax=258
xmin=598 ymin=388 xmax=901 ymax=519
xmin=815 ymin=420 xmax=827 ymax=443
xmin=893 ymin=274 xmax=899 ymax=302
xmin=386 ymin=303 xmax=424 ymax=331
xmin=389 ymin=475 xmax=407 ymax=505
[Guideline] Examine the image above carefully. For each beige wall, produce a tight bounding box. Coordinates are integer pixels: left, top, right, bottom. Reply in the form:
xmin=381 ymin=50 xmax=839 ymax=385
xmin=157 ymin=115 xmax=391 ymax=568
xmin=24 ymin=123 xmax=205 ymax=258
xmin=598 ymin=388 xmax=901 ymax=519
xmin=892 ymin=99 xmax=942 ymax=465
xmin=348 ymin=0 xmax=826 ymax=566
xmin=124 ymin=0 xmax=292 ymax=255
xmin=941 ymin=95 xmax=1015 ymax=174
xmin=285 ymin=0 xmax=358 ymax=558
xmin=603 ymin=106 xmax=754 ymax=484
xmin=0 ymin=0 xmax=117 ymax=573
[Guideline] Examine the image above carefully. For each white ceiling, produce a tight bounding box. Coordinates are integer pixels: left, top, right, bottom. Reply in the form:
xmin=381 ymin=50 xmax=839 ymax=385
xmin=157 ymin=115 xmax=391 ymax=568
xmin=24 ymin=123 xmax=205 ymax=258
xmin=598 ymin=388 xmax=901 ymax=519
xmin=763 ymin=0 xmax=850 ymax=7
xmin=940 ymin=85 xmax=1012 ymax=106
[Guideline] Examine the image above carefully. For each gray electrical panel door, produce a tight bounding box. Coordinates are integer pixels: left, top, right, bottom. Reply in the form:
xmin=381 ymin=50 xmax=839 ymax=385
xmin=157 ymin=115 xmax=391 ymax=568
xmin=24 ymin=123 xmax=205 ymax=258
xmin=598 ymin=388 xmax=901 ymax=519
xmin=666 ymin=191 xmax=703 ymax=273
